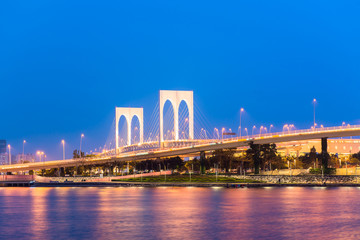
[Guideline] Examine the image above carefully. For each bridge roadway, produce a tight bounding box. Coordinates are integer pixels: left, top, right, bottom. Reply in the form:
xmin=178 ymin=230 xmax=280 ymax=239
xmin=2 ymin=125 xmax=360 ymax=173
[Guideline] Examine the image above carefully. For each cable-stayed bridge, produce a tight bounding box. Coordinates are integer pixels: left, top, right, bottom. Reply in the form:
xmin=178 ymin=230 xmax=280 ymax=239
xmin=2 ymin=90 xmax=360 ymax=173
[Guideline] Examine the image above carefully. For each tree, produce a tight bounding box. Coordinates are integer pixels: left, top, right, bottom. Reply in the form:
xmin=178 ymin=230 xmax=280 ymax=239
xmin=349 ymin=157 xmax=360 ymax=166
xmin=329 ymin=154 xmax=339 ymax=168
xmin=260 ymin=143 xmax=279 ymax=170
xmin=310 ymin=146 xmax=318 ymax=167
xmin=246 ymin=143 xmax=261 ymax=174
xmin=246 ymin=143 xmax=279 ymax=174
xmin=353 ymin=151 xmax=360 ymax=159
xmin=73 ymin=149 xmax=85 ymax=159
xmin=166 ymin=156 xmax=184 ymax=171
xmin=208 ymin=149 xmax=237 ymax=173
xmin=184 ymin=158 xmax=200 ymax=172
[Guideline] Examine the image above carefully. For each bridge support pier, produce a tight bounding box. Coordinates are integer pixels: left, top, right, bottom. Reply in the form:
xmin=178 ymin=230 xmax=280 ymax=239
xmin=321 ymin=137 xmax=329 ymax=169
xmin=60 ymin=167 xmax=65 ymax=177
xmin=200 ymin=151 xmax=206 ymax=174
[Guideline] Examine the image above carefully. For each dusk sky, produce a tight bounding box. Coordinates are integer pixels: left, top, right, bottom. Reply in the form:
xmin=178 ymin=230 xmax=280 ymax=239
xmin=1 ymin=0 xmax=360 ymax=160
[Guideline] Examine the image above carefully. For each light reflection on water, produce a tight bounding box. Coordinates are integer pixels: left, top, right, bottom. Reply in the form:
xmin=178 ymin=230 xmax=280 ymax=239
xmin=0 ymin=187 xmax=360 ymax=239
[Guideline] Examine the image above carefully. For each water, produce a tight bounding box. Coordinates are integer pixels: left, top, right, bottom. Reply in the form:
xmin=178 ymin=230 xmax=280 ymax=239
xmin=0 ymin=187 xmax=360 ymax=240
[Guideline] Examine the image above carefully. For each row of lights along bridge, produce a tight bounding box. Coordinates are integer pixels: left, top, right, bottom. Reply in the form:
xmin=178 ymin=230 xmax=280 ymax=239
xmin=6 ymin=98 xmax=350 ymax=162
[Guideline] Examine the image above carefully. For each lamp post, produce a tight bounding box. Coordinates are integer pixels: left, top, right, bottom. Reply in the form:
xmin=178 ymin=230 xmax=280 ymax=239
xmin=313 ymin=99 xmax=317 ymax=130
xmin=269 ymin=124 xmax=273 ymax=134
xmin=214 ymin=128 xmax=219 ymax=139
xmin=289 ymin=124 xmax=295 ymax=132
xmin=22 ymin=140 xmax=26 ymax=163
xmin=240 ymin=108 xmax=244 ymax=138
xmin=341 ymin=122 xmax=345 ymax=139
xmin=252 ymin=125 xmax=256 ymax=136
xmin=61 ymin=140 xmax=65 ymax=160
xmin=283 ymin=124 xmax=289 ymax=134
xmin=37 ymin=151 xmax=44 ymax=162
xmin=80 ymin=134 xmax=84 ymax=158
xmin=7 ymin=144 xmax=11 ymax=165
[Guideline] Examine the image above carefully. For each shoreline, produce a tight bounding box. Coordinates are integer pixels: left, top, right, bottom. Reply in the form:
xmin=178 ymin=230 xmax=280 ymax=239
xmin=28 ymin=182 xmax=360 ymax=188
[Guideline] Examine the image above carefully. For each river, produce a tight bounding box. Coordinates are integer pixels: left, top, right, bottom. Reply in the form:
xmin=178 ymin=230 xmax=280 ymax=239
xmin=0 ymin=187 xmax=360 ymax=239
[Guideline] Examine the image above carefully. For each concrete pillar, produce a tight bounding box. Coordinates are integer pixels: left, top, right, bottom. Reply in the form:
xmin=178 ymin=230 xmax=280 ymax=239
xmin=321 ymin=137 xmax=329 ymax=169
xmin=200 ymin=151 xmax=206 ymax=174
xmin=174 ymin=106 xmax=179 ymax=141
xmin=127 ymin=123 xmax=131 ymax=146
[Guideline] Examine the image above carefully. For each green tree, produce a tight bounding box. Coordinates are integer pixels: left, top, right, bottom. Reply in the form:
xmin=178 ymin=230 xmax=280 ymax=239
xmin=167 ymin=156 xmax=184 ymax=171
xmin=310 ymin=146 xmax=318 ymax=167
xmin=246 ymin=143 xmax=261 ymax=174
xmin=300 ymin=146 xmax=318 ymax=169
xmin=208 ymin=149 xmax=237 ymax=173
xmin=185 ymin=158 xmax=200 ymax=172
xmin=246 ymin=143 xmax=279 ymax=174
xmin=329 ymin=154 xmax=339 ymax=168
xmin=349 ymin=157 xmax=360 ymax=166
xmin=73 ymin=149 xmax=85 ymax=159
xmin=261 ymin=143 xmax=279 ymax=170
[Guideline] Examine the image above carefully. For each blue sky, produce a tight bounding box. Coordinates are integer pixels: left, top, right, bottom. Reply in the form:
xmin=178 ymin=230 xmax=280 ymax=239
xmin=1 ymin=0 xmax=360 ymax=159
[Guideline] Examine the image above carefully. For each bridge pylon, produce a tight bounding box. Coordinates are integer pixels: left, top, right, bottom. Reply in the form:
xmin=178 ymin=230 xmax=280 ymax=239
xmin=115 ymin=107 xmax=144 ymax=153
xmin=159 ymin=90 xmax=194 ymax=143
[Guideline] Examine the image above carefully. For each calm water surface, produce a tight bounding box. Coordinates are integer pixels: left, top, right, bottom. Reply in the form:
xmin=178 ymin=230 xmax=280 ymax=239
xmin=0 ymin=187 xmax=360 ymax=239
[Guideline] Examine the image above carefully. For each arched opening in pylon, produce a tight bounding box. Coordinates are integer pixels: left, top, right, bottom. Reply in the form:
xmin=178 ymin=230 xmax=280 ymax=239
xmin=163 ymin=100 xmax=175 ymax=141
xmin=178 ymin=100 xmax=189 ymax=140
xmin=118 ymin=115 xmax=128 ymax=146
xmin=131 ymin=115 xmax=140 ymax=145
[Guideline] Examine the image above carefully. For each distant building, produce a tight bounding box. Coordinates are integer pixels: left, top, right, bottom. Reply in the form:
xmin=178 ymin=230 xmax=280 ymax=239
xmin=277 ymin=139 xmax=360 ymax=156
xmin=0 ymin=153 xmax=9 ymax=165
xmin=16 ymin=154 xmax=35 ymax=163
xmin=0 ymin=140 xmax=6 ymax=154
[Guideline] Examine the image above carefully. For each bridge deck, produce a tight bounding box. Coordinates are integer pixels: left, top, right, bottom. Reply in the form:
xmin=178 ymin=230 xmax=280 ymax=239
xmin=2 ymin=126 xmax=360 ymax=172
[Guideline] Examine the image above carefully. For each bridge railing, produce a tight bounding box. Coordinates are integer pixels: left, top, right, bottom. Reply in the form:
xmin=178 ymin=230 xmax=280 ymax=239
xmin=227 ymin=124 xmax=360 ymax=142
xmin=107 ymin=124 xmax=360 ymax=158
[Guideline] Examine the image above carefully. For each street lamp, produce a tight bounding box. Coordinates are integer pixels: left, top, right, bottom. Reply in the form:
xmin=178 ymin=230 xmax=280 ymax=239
xmin=260 ymin=126 xmax=264 ymax=136
xmin=240 ymin=108 xmax=244 ymax=138
xmin=313 ymin=99 xmax=317 ymax=130
xmin=7 ymin=144 xmax=11 ymax=165
xmin=37 ymin=151 xmax=44 ymax=162
xmin=289 ymin=124 xmax=295 ymax=132
xmin=61 ymin=140 xmax=65 ymax=160
xmin=214 ymin=128 xmax=219 ymax=139
xmin=80 ymin=134 xmax=84 ymax=158
xmin=22 ymin=140 xmax=26 ymax=163
xmin=283 ymin=124 xmax=289 ymax=134
xmin=252 ymin=125 xmax=256 ymax=136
